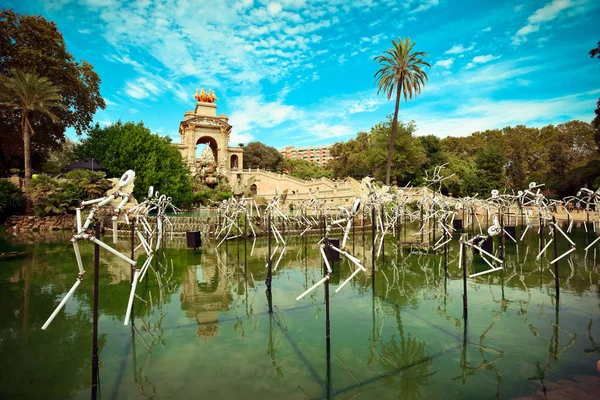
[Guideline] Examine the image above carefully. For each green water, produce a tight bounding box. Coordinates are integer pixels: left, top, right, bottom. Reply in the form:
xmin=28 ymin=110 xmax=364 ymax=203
xmin=1 ymin=226 xmax=599 ymax=399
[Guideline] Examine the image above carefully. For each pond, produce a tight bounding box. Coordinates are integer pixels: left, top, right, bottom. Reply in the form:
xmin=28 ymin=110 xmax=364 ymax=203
xmin=0 ymin=226 xmax=599 ymax=399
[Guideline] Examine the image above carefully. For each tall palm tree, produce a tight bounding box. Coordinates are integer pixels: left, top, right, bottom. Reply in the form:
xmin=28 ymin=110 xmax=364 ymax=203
xmin=374 ymin=37 xmax=430 ymax=185
xmin=0 ymin=68 xmax=61 ymax=178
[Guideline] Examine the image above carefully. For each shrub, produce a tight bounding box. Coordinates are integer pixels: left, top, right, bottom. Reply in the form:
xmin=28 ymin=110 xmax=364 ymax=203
xmin=28 ymin=172 xmax=112 ymax=216
xmin=0 ymin=180 xmax=24 ymax=221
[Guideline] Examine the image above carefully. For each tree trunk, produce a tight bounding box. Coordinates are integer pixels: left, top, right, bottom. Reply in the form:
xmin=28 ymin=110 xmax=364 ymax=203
xmin=22 ymin=113 xmax=33 ymax=215
xmin=385 ymin=79 xmax=403 ymax=185
xmin=22 ymin=113 xmax=32 ymax=179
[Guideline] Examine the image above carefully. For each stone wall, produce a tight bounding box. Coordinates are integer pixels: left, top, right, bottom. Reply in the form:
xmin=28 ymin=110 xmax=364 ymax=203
xmin=4 ymin=215 xmax=76 ymax=232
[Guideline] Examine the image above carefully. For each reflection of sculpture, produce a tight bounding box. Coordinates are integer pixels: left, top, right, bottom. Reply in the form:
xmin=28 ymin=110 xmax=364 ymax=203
xmin=194 ymin=88 xmax=218 ymax=103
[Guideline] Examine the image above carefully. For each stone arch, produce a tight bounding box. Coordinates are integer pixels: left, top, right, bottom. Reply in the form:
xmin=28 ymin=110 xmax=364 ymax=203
xmin=250 ymin=184 xmax=257 ymax=196
xmin=196 ymin=136 xmax=219 ymax=163
xmin=230 ymin=154 xmax=239 ymax=170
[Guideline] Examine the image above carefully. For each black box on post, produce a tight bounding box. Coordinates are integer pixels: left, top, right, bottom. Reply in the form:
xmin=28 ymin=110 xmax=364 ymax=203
xmin=186 ymin=231 xmax=201 ymax=250
xmin=504 ymin=226 xmax=516 ymax=239
xmin=324 ymin=238 xmax=341 ymax=263
xmin=453 ymin=219 xmax=463 ymax=230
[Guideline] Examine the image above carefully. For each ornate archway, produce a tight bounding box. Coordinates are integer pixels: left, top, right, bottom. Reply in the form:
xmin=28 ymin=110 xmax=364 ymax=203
xmin=230 ymin=154 xmax=239 ymax=170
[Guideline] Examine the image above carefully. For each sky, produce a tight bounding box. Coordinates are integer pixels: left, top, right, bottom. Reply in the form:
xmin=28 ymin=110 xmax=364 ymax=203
xmin=3 ymin=0 xmax=600 ymax=148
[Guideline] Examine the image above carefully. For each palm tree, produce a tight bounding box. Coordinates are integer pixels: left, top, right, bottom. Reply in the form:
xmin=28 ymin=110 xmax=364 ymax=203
xmin=0 ymin=68 xmax=61 ymax=178
xmin=374 ymin=37 xmax=430 ymax=185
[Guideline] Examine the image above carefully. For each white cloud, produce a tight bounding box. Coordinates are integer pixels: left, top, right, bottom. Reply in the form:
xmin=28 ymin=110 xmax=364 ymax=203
xmin=228 ymin=95 xmax=303 ymax=136
xmin=124 ymin=77 xmax=162 ymax=99
xmin=309 ymin=122 xmax=353 ymax=139
xmin=230 ymin=131 xmax=254 ymax=144
xmin=482 ymin=26 xmax=492 ymax=32
xmin=410 ymin=0 xmax=440 ymax=14
xmin=434 ymin=58 xmax=454 ymax=69
xmin=444 ymin=44 xmax=475 ymax=54
xmin=511 ymin=0 xmax=587 ymax=45
xmin=345 ymin=97 xmax=388 ymax=114
xmin=78 ymin=28 xmax=91 ymax=34
xmin=465 ymin=54 xmax=501 ymax=69
xmin=412 ymin=90 xmax=600 ymax=137
xmin=267 ymin=2 xmax=283 ymax=16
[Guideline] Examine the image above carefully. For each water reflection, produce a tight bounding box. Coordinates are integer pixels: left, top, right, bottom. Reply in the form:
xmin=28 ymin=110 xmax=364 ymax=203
xmin=0 ymin=225 xmax=598 ymax=399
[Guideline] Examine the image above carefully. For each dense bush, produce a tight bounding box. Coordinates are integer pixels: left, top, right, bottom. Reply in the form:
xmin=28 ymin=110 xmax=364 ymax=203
xmin=28 ymin=171 xmax=112 ymax=216
xmin=191 ymin=183 xmax=233 ymax=206
xmin=75 ymin=121 xmax=193 ymax=207
xmin=0 ymin=179 xmax=24 ymax=221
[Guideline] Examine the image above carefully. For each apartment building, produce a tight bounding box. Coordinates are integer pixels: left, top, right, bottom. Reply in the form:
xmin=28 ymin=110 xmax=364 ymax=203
xmin=279 ymin=145 xmax=333 ymax=166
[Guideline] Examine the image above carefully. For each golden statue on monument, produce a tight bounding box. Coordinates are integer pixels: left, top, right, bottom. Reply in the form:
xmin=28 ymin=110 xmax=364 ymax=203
xmin=194 ymin=88 xmax=218 ymax=103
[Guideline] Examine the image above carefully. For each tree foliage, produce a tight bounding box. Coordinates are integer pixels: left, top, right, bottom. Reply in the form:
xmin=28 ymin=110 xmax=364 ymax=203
xmin=0 ymin=9 xmax=104 ymax=174
xmin=0 ymin=179 xmax=24 ymax=220
xmin=283 ymin=158 xmax=333 ymax=180
xmin=28 ymin=171 xmax=112 ymax=216
xmin=242 ymin=142 xmax=283 ymax=171
xmin=75 ymin=121 xmax=193 ymax=207
xmin=0 ymin=68 xmax=62 ymax=178
xmin=330 ymin=117 xmax=426 ymax=184
xmin=330 ymin=118 xmax=599 ymax=197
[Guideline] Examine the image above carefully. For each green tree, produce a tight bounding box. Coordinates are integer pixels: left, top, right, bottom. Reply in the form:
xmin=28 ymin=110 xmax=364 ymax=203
xmin=242 ymin=142 xmax=283 ymax=171
xmin=0 ymin=179 xmax=24 ymax=220
xmin=368 ymin=119 xmax=426 ymax=184
xmin=282 ymin=158 xmax=332 ymax=180
xmin=0 ymin=9 xmax=104 ymax=174
xmin=76 ymin=121 xmax=193 ymax=207
xmin=374 ymin=37 xmax=430 ymax=185
xmin=475 ymin=146 xmax=506 ymax=196
xmin=42 ymin=138 xmax=77 ymax=175
xmin=329 ymin=131 xmax=372 ymax=179
xmin=0 ymin=69 xmax=61 ymax=178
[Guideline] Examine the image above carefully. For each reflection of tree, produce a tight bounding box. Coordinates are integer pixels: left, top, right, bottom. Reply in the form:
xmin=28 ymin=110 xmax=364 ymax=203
xmin=131 ymin=257 xmax=175 ymax=399
xmin=584 ymin=319 xmax=600 ymax=354
xmin=453 ymin=322 xmax=504 ymax=398
xmin=374 ymin=305 xmax=435 ymax=399
xmin=527 ymin=304 xmax=576 ymax=392
xmin=267 ymin=307 xmax=289 ymax=378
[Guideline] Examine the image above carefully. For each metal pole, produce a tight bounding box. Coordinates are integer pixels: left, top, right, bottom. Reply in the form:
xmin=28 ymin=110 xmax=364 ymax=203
xmin=91 ymin=224 xmax=100 ymax=400
xmin=500 ymin=207 xmax=505 ymax=261
xmin=130 ymin=219 xmax=135 ymax=283
xmin=325 ymin=269 xmax=331 ymax=398
xmin=371 ymin=206 xmax=375 ymax=278
xmin=266 ymin=213 xmax=272 ymax=291
xmin=461 ymin=238 xmax=468 ymax=321
xmin=552 ymin=217 xmax=560 ymax=304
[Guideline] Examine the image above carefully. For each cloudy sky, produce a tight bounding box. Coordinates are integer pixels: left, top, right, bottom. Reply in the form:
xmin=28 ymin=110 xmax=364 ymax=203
xmin=5 ymin=0 xmax=600 ymax=147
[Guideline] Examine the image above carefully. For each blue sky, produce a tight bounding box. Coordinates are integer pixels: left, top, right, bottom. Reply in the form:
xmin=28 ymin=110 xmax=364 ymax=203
xmin=4 ymin=0 xmax=600 ymax=148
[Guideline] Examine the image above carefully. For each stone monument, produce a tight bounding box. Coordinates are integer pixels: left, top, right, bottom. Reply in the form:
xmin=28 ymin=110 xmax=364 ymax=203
xmin=173 ymin=89 xmax=244 ymax=181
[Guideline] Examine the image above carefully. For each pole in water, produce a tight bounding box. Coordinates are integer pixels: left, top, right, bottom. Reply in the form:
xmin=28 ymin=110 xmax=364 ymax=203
xmin=461 ymin=238 xmax=468 ymax=321
xmin=91 ymin=224 xmax=100 ymax=400
xmin=130 ymin=219 xmax=135 ymax=283
xmin=325 ymin=268 xmax=332 ymax=398
xmin=552 ymin=217 xmax=560 ymax=304
xmin=371 ymin=206 xmax=375 ymax=279
xmin=266 ymin=213 xmax=272 ymax=291
xmin=500 ymin=207 xmax=505 ymax=261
